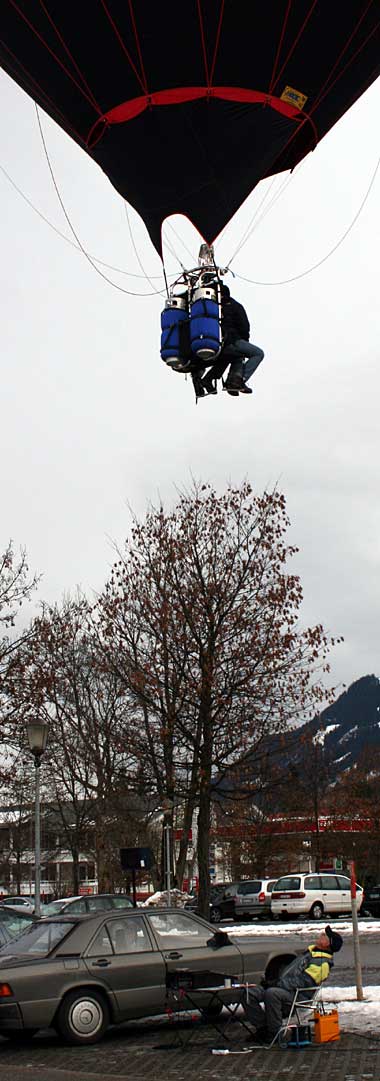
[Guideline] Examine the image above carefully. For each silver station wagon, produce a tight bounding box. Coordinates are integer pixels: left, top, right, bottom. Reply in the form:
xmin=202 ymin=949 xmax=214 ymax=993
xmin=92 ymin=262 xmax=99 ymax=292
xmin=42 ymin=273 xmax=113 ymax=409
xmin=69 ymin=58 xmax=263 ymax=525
xmin=0 ymin=908 xmax=298 ymax=1045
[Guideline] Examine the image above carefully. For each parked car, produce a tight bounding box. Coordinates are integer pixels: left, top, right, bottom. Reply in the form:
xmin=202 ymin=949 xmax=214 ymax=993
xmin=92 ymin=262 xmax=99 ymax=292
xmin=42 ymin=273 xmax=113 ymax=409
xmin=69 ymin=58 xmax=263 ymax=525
xmin=186 ymin=879 xmax=277 ymax=922
xmin=271 ymin=872 xmax=363 ymax=920
xmin=42 ymin=894 xmax=134 ymax=917
xmin=217 ymin=879 xmax=278 ymax=922
xmin=0 ymin=896 xmax=35 ymax=913
xmin=184 ymin=883 xmax=232 ymax=922
xmin=362 ymin=884 xmax=380 ymax=918
xmin=0 ymin=906 xmax=36 ymax=938
xmin=0 ymin=907 xmax=298 ymax=1045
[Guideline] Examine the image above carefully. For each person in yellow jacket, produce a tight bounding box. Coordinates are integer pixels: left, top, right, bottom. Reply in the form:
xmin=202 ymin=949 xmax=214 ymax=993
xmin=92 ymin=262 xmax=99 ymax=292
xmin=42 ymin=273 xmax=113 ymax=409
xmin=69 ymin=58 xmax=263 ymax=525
xmin=243 ymin=925 xmax=343 ymax=1044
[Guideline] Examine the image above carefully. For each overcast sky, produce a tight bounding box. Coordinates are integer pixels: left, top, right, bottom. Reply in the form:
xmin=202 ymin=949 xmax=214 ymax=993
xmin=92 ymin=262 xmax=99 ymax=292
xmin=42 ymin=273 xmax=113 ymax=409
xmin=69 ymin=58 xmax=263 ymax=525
xmin=1 ymin=71 xmax=379 ymax=697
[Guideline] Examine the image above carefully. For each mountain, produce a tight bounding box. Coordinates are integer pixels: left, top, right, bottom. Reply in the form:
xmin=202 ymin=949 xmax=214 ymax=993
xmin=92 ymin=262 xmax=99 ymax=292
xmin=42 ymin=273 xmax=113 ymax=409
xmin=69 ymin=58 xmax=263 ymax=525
xmin=301 ymin=674 xmax=380 ymax=777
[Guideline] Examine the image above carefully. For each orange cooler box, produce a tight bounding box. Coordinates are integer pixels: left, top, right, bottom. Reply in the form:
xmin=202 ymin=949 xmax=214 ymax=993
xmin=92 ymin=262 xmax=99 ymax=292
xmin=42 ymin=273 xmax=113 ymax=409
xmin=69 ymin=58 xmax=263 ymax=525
xmin=314 ymin=1009 xmax=340 ymax=1043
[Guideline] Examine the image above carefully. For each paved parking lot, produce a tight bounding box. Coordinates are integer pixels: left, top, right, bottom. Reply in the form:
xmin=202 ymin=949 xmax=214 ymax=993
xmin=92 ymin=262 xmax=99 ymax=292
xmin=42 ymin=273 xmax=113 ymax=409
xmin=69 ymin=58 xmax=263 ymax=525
xmin=0 ymin=1019 xmax=380 ymax=1081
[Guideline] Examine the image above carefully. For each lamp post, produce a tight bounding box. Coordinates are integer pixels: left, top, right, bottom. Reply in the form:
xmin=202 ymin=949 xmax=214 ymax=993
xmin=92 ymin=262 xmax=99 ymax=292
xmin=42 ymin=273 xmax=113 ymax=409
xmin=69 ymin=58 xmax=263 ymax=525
xmin=161 ymin=798 xmax=174 ymax=905
xmin=27 ymin=721 xmax=49 ymax=918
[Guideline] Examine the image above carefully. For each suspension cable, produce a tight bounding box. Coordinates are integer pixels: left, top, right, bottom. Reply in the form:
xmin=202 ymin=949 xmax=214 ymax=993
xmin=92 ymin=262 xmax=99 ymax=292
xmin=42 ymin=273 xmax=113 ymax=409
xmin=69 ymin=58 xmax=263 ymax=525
xmin=0 ymin=160 xmax=177 ymax=280
xmin=35 ymin=105 xmax=167 ymax=297
xmin=123 ymin=201 xmax=166 ymax=294
xmin=234 ymin=149 xmax=380 ymax=287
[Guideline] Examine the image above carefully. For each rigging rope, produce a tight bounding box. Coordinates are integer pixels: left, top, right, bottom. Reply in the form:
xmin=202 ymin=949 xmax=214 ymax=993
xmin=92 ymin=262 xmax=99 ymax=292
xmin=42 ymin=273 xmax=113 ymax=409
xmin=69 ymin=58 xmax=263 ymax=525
xmin=233 ymin=149 xmax=380 ymax=287
xmin=0 ymin=160 xmax=173 ymax=280
xmin=123 ymin=200 xmax=166 ymax=295
xmin=35 ymin=104 xmax=167 ymax=297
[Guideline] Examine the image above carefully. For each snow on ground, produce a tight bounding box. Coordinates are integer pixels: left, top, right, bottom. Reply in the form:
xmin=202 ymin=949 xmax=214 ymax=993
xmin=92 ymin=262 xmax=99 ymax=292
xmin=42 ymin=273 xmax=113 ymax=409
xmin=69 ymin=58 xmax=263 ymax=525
xmin=223 ymin=918 xmax=380 ymax=938
xmin=322 ymin=986 xmax=380 ymax=1035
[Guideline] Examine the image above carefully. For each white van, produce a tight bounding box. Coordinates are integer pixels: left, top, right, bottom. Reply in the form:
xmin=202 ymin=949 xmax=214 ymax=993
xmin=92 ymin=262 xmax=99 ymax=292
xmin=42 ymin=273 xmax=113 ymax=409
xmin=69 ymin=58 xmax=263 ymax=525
xmin=271 ymin=872 xmax=363 ymax=920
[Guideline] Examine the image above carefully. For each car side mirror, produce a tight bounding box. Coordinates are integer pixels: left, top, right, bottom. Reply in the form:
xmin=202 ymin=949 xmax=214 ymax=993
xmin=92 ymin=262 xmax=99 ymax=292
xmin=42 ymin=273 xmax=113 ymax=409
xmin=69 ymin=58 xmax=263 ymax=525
xmin=207 ymin=930 xmax=231 ymax=949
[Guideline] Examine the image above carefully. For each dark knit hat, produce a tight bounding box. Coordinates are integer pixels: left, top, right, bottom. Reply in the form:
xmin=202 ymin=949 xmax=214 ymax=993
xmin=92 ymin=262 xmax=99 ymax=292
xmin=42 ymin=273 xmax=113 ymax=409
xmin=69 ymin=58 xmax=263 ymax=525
xmin=325 ymin=925 xmax=343 ymax=953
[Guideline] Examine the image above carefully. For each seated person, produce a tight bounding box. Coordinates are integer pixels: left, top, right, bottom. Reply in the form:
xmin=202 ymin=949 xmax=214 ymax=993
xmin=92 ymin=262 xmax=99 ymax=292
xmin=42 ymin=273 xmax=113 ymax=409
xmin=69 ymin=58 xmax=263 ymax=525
xmin=242 ymin=926 xmax=342 ymax=1045
xmin=202 ymin=284 xmax=264 ymax=397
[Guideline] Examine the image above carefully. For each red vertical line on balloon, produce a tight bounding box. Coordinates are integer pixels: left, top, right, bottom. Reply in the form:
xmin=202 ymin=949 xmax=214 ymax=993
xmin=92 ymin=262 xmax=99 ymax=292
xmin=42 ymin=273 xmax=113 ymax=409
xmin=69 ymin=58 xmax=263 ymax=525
xmin=196 ymin=0 xmax=211 ymax=87
xmin=0 ymin=38 xmax=86 ymax=144
xmin=268 ymin=0 xmax=293 ymax=96
xmin=209 ymin=0 xmax=225 ymax=86
xmin=271 ymin=0 xmax=319 ymax=94
xmin=268 ymin=16 xmax=380 ymax=177
xmin=6 ymin=0 xmax=102 ymax=113
xmin=36 ymin=0 xmax=101 ymax=112
xmin=311 ymin=0 xmax=377 ymax=112
xmin=311 ymin=16 xmax=380 ymax=116
xmin=98 ymin=0 xmax=147 ymax=93
xmin=127 ymin=0 xmax=149 ymax=95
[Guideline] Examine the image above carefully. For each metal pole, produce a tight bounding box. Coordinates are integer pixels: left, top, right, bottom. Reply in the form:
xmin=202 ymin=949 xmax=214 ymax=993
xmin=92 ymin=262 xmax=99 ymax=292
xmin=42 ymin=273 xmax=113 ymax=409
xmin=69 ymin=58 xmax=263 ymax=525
xmin=165 ymin=823 xmax=171 ymax=905
xmin=350 ymin=859 xmax=363 ymax=1001
xmin=34 ymin=759 xmax=41 ymax=918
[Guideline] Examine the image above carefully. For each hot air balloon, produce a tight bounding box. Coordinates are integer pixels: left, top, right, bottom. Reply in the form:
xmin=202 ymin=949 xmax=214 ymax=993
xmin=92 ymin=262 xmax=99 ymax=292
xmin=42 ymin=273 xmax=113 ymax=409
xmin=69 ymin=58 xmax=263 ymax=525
xmin=1 ymin=1 xmax=380 ymax=258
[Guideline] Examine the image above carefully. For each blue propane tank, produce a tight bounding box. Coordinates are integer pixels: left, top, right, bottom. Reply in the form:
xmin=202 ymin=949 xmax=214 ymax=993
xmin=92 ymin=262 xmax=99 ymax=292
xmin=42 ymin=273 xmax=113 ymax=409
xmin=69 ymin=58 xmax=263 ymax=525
xmin=190 ymin=284 xmax=221 ymax=362
xmin=160 ymin=296 xmax=189 ymax=368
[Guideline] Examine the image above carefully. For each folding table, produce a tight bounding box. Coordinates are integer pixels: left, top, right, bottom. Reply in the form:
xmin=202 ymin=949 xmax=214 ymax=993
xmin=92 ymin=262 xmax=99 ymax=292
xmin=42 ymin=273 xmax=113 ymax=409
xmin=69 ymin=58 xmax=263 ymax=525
xmin=164 ymin=978 xmax=258 ymax=1049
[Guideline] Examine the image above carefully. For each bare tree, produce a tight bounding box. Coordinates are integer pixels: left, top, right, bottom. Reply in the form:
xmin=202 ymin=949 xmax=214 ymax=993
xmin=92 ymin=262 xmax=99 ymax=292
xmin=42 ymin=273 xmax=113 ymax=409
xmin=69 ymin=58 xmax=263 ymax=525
xmin=0 ymin=541 xmax=39 ymax=730
xmin=96 ymin=482 xmax=339 ymax=915
xmin=11 ymin=597 xmax=146 ymax=891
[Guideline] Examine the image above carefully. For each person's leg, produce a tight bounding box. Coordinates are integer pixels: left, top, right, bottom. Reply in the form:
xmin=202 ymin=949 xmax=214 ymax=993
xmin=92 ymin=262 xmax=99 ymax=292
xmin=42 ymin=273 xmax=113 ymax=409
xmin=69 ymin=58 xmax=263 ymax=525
xmin=241 ymin=986 xmax=265 ymax=1029
xmin=202 ymin=350 xmax=239 ymax=394
xmin=263 ymin=987 xmax=294 ymax=1038
xmin=238 ymin=342 xmax=264 ymax=383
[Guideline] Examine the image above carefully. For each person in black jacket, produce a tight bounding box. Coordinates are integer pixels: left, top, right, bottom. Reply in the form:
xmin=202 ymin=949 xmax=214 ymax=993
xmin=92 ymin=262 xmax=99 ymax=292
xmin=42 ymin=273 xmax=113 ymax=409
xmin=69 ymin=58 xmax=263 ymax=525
xmin=242 ymin=925 xmax=342 ymax=1045
xmin=202 ymin=284 xmax=264 ymax=397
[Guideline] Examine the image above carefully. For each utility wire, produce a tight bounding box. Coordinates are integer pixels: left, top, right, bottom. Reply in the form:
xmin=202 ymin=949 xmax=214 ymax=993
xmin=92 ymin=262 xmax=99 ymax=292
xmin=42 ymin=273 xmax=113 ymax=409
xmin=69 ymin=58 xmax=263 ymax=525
xmin=35 ymin=104 xmax=167 ymax=298
xmin=234 ymin=149 xmax=380 ymax=287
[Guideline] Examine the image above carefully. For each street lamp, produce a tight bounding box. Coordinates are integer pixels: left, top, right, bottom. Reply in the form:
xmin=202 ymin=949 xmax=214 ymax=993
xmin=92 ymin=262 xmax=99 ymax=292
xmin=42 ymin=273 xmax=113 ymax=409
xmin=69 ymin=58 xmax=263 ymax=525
xmin=27 ymin=720 xmax=49 ymax=918
xmin=161 ymin=798 xmax=174 ymax=905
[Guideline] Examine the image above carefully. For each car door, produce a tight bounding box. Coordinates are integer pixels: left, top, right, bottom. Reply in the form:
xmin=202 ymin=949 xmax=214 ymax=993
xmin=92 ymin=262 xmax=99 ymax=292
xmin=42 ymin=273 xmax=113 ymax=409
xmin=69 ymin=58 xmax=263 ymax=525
xmin=84 ymin=913 xmax=166 ymax=1019
xmin=320 ymin=875 xmax=340 ymax=913
xmin=336 ymin=875 xmax=353 ymax=913
xmin=146 ymin=910 xmax=243 ymax=983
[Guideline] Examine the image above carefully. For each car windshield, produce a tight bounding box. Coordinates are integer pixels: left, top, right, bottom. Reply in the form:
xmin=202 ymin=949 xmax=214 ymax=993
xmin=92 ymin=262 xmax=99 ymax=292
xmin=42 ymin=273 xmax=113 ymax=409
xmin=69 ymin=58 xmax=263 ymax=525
xmin=273 ymin=876 xmax=301 ymax=891
xmin=43 ymin=900 xmax=69 ymax=916
xmin=0 ymin=921 xmax=74 ymax=956
xmin=0 ymin=911 xmax=33 ymax=936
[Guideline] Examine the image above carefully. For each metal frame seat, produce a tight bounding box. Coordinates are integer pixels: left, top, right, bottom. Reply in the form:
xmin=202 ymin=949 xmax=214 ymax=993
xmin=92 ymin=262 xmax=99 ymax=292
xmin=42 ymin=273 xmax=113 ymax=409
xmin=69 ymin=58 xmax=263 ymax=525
xmin=272 ymin=986 xmax=321 ymax=1048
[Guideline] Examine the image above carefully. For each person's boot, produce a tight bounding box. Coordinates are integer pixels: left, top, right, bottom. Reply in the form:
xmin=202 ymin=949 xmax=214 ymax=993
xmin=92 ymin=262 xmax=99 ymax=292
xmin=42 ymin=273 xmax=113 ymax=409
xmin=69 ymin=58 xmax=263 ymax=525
xmin=202 ymin=373 xmax=217 ymax=395
xmin=239 ymin=381 xmax=253 ymax=395
xmin=224 ymin=374 xmax=246 ymax=393
xmin=222 ymin=378 xmax=239 ymax=397
xmin=192 ymin=374 xmax=205 ymax=399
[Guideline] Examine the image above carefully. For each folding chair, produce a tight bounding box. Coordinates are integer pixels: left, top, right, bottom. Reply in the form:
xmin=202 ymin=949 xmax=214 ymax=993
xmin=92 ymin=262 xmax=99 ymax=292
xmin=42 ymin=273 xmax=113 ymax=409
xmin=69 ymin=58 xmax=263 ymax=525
xmin=275 ymin=986 xmax=321 ymax=1048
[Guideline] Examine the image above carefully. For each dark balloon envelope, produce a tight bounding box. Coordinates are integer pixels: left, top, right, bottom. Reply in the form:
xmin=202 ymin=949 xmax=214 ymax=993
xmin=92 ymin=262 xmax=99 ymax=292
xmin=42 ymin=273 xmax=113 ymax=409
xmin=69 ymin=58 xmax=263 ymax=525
xmin=1 ymin=1 xmax=380 ymax=254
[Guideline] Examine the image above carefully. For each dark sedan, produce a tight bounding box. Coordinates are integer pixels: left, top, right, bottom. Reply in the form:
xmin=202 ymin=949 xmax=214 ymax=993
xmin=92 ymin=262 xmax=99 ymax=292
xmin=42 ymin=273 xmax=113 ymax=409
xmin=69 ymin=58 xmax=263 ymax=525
xmin=0 ymin=908 xmax=297 ymax=1045
xmin=363 ymin=884 xmax=380 ymax=917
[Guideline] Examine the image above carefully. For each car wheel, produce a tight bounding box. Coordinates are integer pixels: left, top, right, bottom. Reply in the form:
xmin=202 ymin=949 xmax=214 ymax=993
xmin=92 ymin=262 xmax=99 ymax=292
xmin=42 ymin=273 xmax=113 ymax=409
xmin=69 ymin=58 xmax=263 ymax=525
xmin=310 ymin=902 xmax=324 ymax=920
xmin=57 ymin=989 xmax=110 ymax=1045
xmin=210 ymin=906 xmax=222 ymax=923
xmin=202 ymin=1002 xmax=223 ymax=1022
xmin=2 ymin=1029 xmax=37 ymax=1042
